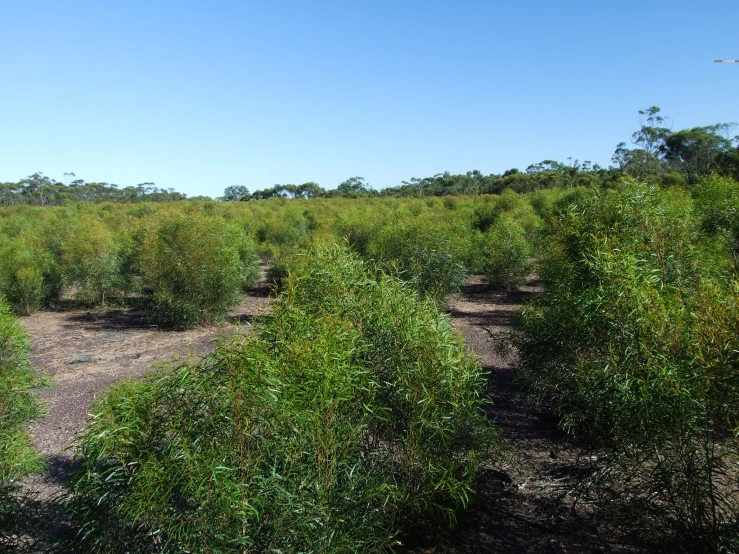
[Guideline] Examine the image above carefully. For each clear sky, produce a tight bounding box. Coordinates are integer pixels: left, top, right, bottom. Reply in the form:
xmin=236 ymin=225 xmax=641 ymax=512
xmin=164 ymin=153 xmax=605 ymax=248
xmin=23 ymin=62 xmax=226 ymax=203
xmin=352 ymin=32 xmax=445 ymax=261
xmin=1 ymin=1 xmax=737 ymax=197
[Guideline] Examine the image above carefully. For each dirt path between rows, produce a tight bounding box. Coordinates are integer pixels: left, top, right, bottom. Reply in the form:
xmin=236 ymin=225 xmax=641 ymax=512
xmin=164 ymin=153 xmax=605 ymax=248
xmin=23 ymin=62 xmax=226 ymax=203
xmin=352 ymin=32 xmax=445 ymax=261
xmin=17 ymin=274 xmax=644 ymax=552
xmin=421 ymin=276 xmax=644 ymax=553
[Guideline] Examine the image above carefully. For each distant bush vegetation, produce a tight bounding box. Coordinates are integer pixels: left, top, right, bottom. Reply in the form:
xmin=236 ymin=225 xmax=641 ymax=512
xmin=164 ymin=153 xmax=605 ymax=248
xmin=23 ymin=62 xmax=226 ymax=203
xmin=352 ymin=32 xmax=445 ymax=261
xmin=366 ymin=214 xmax=468 ymax=302
xmin=64 ymin=246 xmax=499 ymax=553
xmin=61 ymin=214 xmax=126 ymax=306
xmin=0 ymin=205 xmax=261 ymax=327
xmin=482 ymin=216 xmax=534 ymax=290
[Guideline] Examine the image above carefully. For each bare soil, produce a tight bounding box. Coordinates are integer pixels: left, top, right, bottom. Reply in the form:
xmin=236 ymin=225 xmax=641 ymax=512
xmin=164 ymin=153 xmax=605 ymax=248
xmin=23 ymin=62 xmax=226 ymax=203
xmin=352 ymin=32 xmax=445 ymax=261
xmin=16 ymin=273 xmax=648 ymax=552
xmin=19 ymin=271 xmax=274 ymax=507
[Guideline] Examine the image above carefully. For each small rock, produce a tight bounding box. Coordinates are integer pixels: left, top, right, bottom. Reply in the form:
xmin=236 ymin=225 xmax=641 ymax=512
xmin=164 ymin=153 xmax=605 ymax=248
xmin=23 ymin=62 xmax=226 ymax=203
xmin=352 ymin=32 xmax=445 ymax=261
xmin=68 ymin=353 xmax=94 ymax=364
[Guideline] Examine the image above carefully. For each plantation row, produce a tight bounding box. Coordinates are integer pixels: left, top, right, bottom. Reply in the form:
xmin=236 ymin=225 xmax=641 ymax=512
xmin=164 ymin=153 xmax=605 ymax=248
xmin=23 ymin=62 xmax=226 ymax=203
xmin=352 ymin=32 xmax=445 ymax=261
xmin=65 ymin=246 xmax=499 ymax=552
xmin=0 ymin=191 xmax=547 ymax=324
xmin=511 ymin=177 xmax=739 ymax=551
xmin=1 ymin=175 xmax=738 ymax=551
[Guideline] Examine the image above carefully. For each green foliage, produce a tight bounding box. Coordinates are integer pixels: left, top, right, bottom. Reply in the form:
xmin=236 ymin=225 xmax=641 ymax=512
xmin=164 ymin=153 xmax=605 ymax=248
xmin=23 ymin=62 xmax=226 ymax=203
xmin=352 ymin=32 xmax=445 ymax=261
xmin=336 ymin=176 xmax=373 ymax=198
xmin=664 ymin=125 xmax=737 ymax=183
xmin=511 ymin=181 xmax=739 ymax=550
xmin=472 ymin=189 xmax=525 ymax=233
xmin=256 ymin=207 xmax=310 ymax=251
xmin=443 ymin=197 xmax=457 ymax=210
xmin=693 ymin=175 xmax=739 ymax=269
xmin=138 ymin=211 xmax=259 ymax=328
xmin=0 ymin=297 xmax=47 ymax=547
xmin=369 ymin=217 xmax=467 ymax=302
xmin=0 ymin=173 xmax=187 ymax=207
xmin=0 ymin=236 xmax=57 ymax=315
xmin=65 ymin=245 xmax=498 ymax=553
xmin=482 ymin=216 xmax=534 ymax=290
xmin=7 ymin=265 xmax=44 ymax=317
xmin=332 ymin=213 xmax=378 ymax=258
xmin=470 ymin=191 xmax=541 ymax=287
xmin=529 ymin=187 xmax=587 ymax=223
xmin=60 ymin=214 xmax=126 ymax=306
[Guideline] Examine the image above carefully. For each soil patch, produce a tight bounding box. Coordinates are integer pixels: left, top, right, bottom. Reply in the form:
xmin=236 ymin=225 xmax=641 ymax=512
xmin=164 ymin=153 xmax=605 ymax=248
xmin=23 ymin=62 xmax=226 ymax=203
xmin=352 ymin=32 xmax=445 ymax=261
xmin=20 ymin=269 xmax=274 ymax=509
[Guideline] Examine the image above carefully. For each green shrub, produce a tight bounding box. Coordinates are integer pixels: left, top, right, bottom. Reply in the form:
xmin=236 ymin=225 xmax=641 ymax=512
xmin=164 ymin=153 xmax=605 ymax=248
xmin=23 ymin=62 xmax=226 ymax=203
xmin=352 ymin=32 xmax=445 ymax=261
xmin=65 ymin=245 xmax=498 ymax=553
xmin=472 ymin=190 xmax=525 ymax=233
xmin=483 ymin=216 xmax=534 ymax=290
xmin=0 ymin=297 xmax=46 ymax=547
xmin=510 ymin=181 xmax=739 ymax=550
xmin=256 ymin=208 xmax=310 ymax=250
xmin=61 ymin=214 xmax=126 ymax=306
xmin=7 ymin=266 xmax=44 ymax=316
xmin=332 ymin=214 xmax=378 ymax=258
xmin=370 ymin=219 xmax=467 ymax=302
xmin=693 ymin=175 xmax=739 ymax=270
xmin=443 ymin=196 xmax=457 ymax=210
xmin=138 ymin=211 xmax=259 ymax=328
xmin=0 ymin=238 xmax=57 ymax=315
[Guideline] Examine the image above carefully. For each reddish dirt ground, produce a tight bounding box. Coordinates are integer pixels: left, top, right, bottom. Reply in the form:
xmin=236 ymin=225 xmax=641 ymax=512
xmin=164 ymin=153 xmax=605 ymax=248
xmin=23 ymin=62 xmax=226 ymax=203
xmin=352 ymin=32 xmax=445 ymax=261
xmin=16 ymin=274 xmax=647 ymax=552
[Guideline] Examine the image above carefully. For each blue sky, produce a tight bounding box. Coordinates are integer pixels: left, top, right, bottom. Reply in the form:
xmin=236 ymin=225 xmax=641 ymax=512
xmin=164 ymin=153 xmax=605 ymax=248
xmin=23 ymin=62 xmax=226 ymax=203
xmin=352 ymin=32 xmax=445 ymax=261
xmin=1 ymin=1 xmax=737 ymax=197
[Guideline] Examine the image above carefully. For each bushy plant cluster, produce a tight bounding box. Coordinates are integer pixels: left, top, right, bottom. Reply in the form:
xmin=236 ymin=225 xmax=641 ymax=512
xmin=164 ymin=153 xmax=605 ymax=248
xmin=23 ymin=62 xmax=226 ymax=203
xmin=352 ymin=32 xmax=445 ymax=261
xmin=510 ymin=179 xmax=739 ymax=550
xmin=471 ymin=192 xmax=541 ymax=290
xmin=692 ymin=175 xmax=739 ymax=271
xmin=0 ymin=297 xmax=46 ymax=547
xmin=481 ymin=217 xmax=534 ymax=290
xmin=0 ymin=192 xmax=550 ymax=324
xmin=372 ymin=229 xmax=466 ymax=301
xmin=138 ymin=210 xmax=259 ymax=328
xmin=0 ymin=204 xmax=261 ymax=328
xmin=60 ymin=213 xmax=126 ymax=306
xmin=363 ymin=213 xmax=469 ymax=302
xmin=0 ymin=215 xmax=62 ymax=315
xmin=64 ymin=245 xmax=498 ymax=553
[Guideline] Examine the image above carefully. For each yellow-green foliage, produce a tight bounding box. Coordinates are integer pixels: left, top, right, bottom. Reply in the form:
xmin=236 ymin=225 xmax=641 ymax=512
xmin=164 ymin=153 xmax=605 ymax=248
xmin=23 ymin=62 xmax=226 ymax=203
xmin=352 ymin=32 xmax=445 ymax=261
xmin=512 ymin=180 xmax=739 ymax=550
xmin=65 ymin=245 xmax=498 ymax=553
xmin=0 ymin=192 xmax=546 ymax=316
xmin=364 ymin=210 xmax=469 ymax=301
xmin=138 ymin=210 xmax=259 ymax=328
xmin=482 ymin=215 xmax=534 ymax=290
xmin=256 ymin=205 xmax=311 ymax=254
xmin=61 ymin=214 xmax=125 ymax=306
xmin=0 ymin=297 xmax=46 ymax=545
xmin=0 ymin=233 xmax=58 ymax=315
xmin=692 ymin=175 xmax=739 ymax=271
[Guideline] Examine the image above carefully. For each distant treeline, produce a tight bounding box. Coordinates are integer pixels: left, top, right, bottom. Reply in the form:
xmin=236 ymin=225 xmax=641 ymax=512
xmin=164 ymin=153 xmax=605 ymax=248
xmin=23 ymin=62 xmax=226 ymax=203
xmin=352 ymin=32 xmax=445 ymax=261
xmin=0 ymin=173 xmax=189 ymax=207
xmin=235 ymin=107 xmax=739 ymax=200
xmin=5 ymin=107 xmax=737 ymax=206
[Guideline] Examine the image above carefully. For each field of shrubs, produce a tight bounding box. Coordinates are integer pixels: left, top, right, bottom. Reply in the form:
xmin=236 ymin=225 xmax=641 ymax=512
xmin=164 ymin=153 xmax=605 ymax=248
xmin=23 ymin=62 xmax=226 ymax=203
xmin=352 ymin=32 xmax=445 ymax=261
xmin=1 ymin=174 xmax=738 ymax=551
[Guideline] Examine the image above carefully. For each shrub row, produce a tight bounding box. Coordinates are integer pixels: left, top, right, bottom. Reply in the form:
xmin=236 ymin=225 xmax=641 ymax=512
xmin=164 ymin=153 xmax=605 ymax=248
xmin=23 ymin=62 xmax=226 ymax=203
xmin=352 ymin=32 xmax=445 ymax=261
xmin=138 ymin=211 xmax=259 ymax=328
xmin=0 ymin=297 xmax=47 ymax=548
xmin=510 ymin=178 xmax=739 ymax=550
xmin=0 ymin=194 xmax=548 ymax=324
xmin=64 ymin=245 xmax=500 ymax=553
xmin=0 ymin=208 xmax=260 ymax=328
